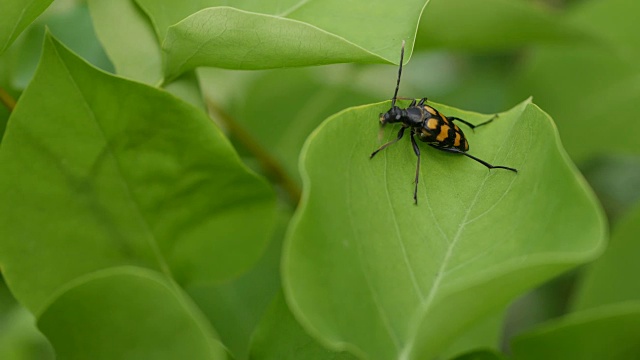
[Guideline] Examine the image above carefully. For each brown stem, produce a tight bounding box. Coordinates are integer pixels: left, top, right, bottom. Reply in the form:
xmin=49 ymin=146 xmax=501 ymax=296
xmin=206 ymin=98 xmax=302 ymax=206
xmin=0 ymin=87 xmax=17 ymax=112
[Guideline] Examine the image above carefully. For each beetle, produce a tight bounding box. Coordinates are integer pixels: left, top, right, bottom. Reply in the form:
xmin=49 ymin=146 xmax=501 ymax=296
xmin=370 ymin=40 xmax=517 ymax=204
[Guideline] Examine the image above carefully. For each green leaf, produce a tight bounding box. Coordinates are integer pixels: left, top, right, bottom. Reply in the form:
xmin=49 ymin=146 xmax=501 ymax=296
xmin=221 ymin=67 xmax=374 ymax=184
xmin=573 ymin=203 xmax=640 ymax=310
xmin=511 ymin=302 xmax=640 ymax=360
xmin=38 ymin=267 xmax=226 ymax=360
xmin=0 ymin=283 xmax=54 ymax=360
xmin=417 ymin=0 xmax=588 ymax=51
xmin=1 ymin=2 xmax=114 ymax=90
xmin=135 ymin=0 xmax=429 ymax=78
xmin=283 ymin=99 xmax=605 ymax=359
xmin=0 ymin=33 xmax=275 ymax=316
xmin=87 ymin=0 xmax=163 ymax=85
xmin=186 ymin=209 xmax=290 ymax=360
xmin=510 ymin=203 xmax=640 ymax=360
xmin=450 ymin=349 xmax=505 ymax=360
xmin=440 ymin=311 xmax=504 ymax=359
xmin=0 ymin=0 xmax=53 ymax=55
xmin=250 ymin=293 xmax=357 ymax=360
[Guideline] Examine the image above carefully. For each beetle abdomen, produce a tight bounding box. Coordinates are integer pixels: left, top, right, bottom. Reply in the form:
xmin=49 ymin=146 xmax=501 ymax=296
xmin=418 ymin=107 xmax=469 ymax=151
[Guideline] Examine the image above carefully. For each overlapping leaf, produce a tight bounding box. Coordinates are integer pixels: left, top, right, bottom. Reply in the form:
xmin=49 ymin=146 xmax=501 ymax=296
xmin=0 ymin=0 xmax=53 ymax=55
xmin=38 ymin=267 xmax=226 ymax=360
xmin=87 ymin=0 xmax=163 ymax=85
xmin=0 ymin=34 xmax=275 ymax=358
xmin=511 ymin=303 xmax=640 ymax=360
xmin=510 ymin=204 xmax=640 ymax=359
xmin=283 ymin=99 xmax=605 ymax=359
xmin=134 ymin=0 xmax=429 ymax=78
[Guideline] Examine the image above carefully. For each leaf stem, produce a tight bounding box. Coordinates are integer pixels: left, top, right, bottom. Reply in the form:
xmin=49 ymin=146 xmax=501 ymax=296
xmin=206 ymin=98 xmax=302 ymax=206
xmin=0 ymin=87 xmax=17 ymax=112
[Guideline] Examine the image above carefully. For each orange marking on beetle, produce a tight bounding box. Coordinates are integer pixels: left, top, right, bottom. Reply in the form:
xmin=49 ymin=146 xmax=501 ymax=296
xmin=436 ymin=125 xmax=450 ymax=142
xmin=425 ymin=106 xmax=438 ymax=116
xmin=454 ymin=132 xmax=461 ymax=147
xmin=427 ymin=118 xmax=439 ymax=130
xmin=463 ymin=139 xmax=469 ymax=151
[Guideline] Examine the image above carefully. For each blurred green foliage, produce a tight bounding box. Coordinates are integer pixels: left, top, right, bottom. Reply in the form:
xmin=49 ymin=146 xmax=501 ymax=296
xmin=0 ymin=0 xmax=637 ymax=359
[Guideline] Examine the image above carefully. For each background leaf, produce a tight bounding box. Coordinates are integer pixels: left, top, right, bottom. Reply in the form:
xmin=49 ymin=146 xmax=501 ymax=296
xmin=134 ymin=0 xmax=429 ymax=78
xmin=212 ymin=67 xmax=373 ymax=184
xmin=573 ymin=203 xmax=640 ymax=310
xmin=507 ymin=0 xmax=640 ymax=162
xmin=283 ymin=100 xmax=605 ymax=359
xmin=0 ymin=33 xmax=275 ymax=316
xmin=0 ymin=2 xmax=113 ymax=91
xmin=0 ymin=0 xmax=53 ymax=55
xmin=417 ymin=0 xmax=588 ymax=51
xmin=38 ymin=267 xmax=226 ymax=360
xmin=249 ymin=293 xmax=357 ymax=360
xmin=87 ymin=0 xmax=163 ymax=85
xmin=0 ymin=281 xmax=53 ymax=360
xmin=510 ymin=302 xmax=640 ymax=360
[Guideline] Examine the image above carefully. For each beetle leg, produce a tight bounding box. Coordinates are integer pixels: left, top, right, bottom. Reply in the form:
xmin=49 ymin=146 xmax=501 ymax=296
xmin=417 ymin=97 xmax=428 ymax=106
xmin=430 ymin=146 xmax=517 ymax=172
xmin=410 ymin=130 xmax=421 ymax=204
xmin=370 ymin=126 xmax=407 ymax=158
xmin=448 ymin=114 xmax=498 ymax=132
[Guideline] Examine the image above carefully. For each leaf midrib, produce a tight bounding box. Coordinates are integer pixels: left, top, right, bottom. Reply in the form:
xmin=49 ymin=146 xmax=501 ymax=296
xmin=51 ymin=41 xmax=174 ymax=279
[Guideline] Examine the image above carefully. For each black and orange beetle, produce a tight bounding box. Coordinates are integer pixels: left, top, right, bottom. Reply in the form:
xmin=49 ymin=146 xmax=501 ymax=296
xmin=370 ymin=41 xmax=517 ymax=204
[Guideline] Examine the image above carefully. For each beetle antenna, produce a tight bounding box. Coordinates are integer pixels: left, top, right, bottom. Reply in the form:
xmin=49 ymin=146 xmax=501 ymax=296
xmin=391 ymin=40 xmax=405 ymax=107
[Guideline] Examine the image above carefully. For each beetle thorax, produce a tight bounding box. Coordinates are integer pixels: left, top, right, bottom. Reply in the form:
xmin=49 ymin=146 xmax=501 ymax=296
xmin=379 ymin=106 xmax=424 ymax=126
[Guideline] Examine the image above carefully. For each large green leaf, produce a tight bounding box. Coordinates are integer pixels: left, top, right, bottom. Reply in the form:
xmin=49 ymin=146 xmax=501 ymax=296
xmin=283 ymin=99 xmax=605 ymax=359
xmin=38 ymin=267 xmax=226 ymax=359
xmin=417 ymin=0 xmax=587 ymax=51
xmin=0 ymin=0 xmax=53 ymax=55
xmin=511 ymin=302 xmax=640 ymax=360
xmin=0 ymin=33 xmax=275 ymax=318
xmin=87 ymin=0 xmax=163 ymax=85
xmin=135 ymin=0 xmax=429 ymax=78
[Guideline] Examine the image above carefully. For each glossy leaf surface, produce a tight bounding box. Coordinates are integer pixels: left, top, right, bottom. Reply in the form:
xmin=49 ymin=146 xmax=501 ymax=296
xmin=0 ymin=33 xmax=275 ymax=318
xmin=283 ymin=99 xmax=605 ymax=359
xmin=135 ymin=0 xmax=429 ymax=78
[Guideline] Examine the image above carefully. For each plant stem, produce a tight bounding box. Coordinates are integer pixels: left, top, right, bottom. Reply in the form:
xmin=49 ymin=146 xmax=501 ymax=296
xmin=206 ymin=98 xmax=302 ymax=206
xmin=0 ymin=87 xmax=16 ymax=112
